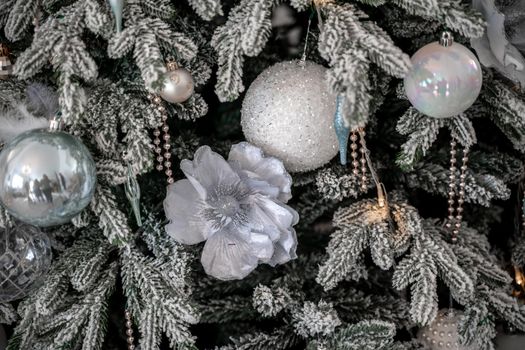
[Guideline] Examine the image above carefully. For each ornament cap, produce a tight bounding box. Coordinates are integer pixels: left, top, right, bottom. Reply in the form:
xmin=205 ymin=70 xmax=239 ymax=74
xmin=166 ymin=61 xmax=179 ymax=71
xmin=440 ymin=31 xmax=454 ymax=47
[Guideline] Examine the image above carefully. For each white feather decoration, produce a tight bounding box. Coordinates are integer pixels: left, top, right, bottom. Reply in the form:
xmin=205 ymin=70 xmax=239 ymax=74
xmin=0 ymin=103 xmax=48 ymax=144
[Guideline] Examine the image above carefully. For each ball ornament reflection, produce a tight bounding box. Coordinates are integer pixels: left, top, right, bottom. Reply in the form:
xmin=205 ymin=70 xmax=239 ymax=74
xmin=0 ymin=128 xmax=97 ymax=227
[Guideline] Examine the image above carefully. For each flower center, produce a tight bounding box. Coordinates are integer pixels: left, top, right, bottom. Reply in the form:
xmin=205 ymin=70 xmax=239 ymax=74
xmin=215 ymin=195 xmax=240 ymax=217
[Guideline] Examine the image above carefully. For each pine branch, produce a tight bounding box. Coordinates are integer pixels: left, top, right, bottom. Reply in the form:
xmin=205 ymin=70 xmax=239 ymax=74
xmin=211 ymin=0 xmax=273 ymax=101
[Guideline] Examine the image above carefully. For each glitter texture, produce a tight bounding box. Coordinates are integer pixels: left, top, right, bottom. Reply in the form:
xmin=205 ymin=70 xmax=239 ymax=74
xmin=241 ymin=60 xmax=338 ymax=173
xmin=404 ymin=42 xmax=483 ymax=118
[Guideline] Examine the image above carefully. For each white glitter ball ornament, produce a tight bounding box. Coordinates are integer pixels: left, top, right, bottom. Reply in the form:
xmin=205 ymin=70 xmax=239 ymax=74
xmin=241 ymin=60 xmax=338 ymax=173
xmin=404 ymin=32 xmax=483 ymax=118
xmin=418 ymin=309 xmax=475 ymax=350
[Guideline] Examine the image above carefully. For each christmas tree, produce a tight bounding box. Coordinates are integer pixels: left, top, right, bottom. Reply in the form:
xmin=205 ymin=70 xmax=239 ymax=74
xmin=1 ymin=0 xmax=525 ymax=349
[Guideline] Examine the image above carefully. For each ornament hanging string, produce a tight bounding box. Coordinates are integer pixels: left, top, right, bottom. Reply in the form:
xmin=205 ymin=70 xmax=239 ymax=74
xmin=357 ymin=129 xmax=388 ymax=209
xmin=300 ymin=15 xmax=313 ymax=64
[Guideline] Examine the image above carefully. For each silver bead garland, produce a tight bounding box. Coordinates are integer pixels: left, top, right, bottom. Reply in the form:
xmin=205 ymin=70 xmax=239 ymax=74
xmin=349 ymin=129 xmax=369 ymax=192
xmin=149 ymin=94 xmax=173 ymax=184
xmin=359 ymin=129 xmax=368 ymax=192
xmin=125 ymin=310 xmax=135 ymax=350
xmin=445 ymin=138 xmax=469 ymax=243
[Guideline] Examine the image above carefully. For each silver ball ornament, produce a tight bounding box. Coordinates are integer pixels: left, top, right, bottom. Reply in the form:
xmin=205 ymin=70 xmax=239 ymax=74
xmin=241 ymin=60 xmax=338 ymax=173
xmin=159 ymin=68 xmax=195 ymax=104
xmin=0 ymin=129 xmax=97 ymax=227
xmin=418 ymin=309 xmax=476 ymax=350
xmin=404 ymin=35 xmax=483 ymax=118
xmin=0 ymin=224 xmax=52 ymax=302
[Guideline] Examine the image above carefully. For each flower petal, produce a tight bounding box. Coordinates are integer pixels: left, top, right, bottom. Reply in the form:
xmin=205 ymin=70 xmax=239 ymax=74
xmin=181 ymin=145 xmax=241 ymax=194
xmin=228 ymin=142 xmax=293 ymax=202
xmin=164 ymin=179 xmax=211 ymax=245
xmin=269 ymin=228 xmax=298 ymax=266
xmin=200 ymin=227 xmax=259 ymax=280
xmin=249 ymin=195 xmax=299 ymax=265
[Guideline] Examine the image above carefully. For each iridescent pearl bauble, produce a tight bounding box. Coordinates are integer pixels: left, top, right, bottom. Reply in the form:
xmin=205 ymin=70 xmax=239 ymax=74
xmin=0 ymin=224 xmax=52 ymax=302
xmin=404 ymin=41 xmax=483 ymax=118
xmin=0 ymin=129 xmax=97 ymax=227
xmin=159 ymin=68 xmax=194 ymax=104
xmin=418 ymin=309 xmax=475 ymax=350
xmin=241 ymin=60 xmax=338 ymax=173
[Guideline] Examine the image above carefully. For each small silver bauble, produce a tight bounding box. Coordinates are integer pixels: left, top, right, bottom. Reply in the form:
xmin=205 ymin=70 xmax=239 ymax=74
xmin=158 ymin=65 xmax=195 ymax=104
xmin=0 ymin=224 xmax=52 ymax=302
xmin=0 ymin=128 xmax=97 ymax=227
xmin=418 ymin=309 xmax=476 ymax=350
xmin=241 ymin=60 xmax=338 ymax=173
xmin=404 ymin=32 xmax=483 ymax=118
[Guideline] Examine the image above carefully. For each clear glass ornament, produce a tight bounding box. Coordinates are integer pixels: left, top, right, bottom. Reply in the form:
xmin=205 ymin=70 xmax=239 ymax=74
xmin=0 ymin=128 xmax=97 ymax=227
xmin=0 ymin=224 xmax=52 ymax=302
xmin=404 ymin=33 xmax=483 ymax=118
xmin=241 ymin=60 xmax=338 ymax=172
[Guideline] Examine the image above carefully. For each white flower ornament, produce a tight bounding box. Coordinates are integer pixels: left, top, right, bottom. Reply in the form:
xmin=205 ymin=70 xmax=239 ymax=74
xmin=164 ymin=142 xmax=299 ymax=280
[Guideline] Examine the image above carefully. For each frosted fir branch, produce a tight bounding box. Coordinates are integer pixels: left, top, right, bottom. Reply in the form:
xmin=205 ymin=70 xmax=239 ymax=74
xmin=458 ymin=303 xmax=495 ymax=350
xmin=199 ymin=295 xmax=256 ymax=324
xmin=8 ymin=238 xmax=116 ymax=350
xmin=76 ymin=84 xmax=161 ymax=185
xmin=396 ymin=109 xmax=477 ymax=171
xmin=0 ymin=303 xmax=17 ymax=324
xmin=317 ymin=199 xmax=425 ymax=290
xmin=121 ymin=243 xmax=199 ymax=349
xmin=0 ymin=80 xmax=25 ymax=109
xmin=34 ymin=236 xmax=113 ymax=316
xmin=187 ymin=0 xmax=223 ymax=21
xmin=292 ymin=301 xmax=342 ymax=338
xmin=41 ymin=264 xmax=117 ymax=350
xmin=484 ymin=286 xmax=525 ymax=331
xmin=4 ymin=0 xmax=39 ymax=41
xmin=389 ymin=221 xmax=475 ymax=325
xmin=289 ymin=0 xmax=311 ymax=11
xmin=327 ymin=288 xmax=410 ymax=327
xmin=253 ymin=284 xmax=291 ymax=317
xmin=392 ymin=0 xmax=485 ymax=38
xmin=451 ymin=226 xmax=511 ymax=288
xmin=211 ymin=0 xmax=273 ymax=102
xmin=0 ymin=0 xmax=16 ymax=28
xmin=90 ymin=186 xmax=134 ymax=247
xmin=482 ymin=80 xmax=525 ymax=152
xmin=139 ymin=216 xmax=191 ymax=292
xmin=108 ymin=0 xmax=197 ymax=90
xmin=13 ymin=0 xmax=111 ymax=122
xmin=172 ymin=93 xmax=209 ymax=121
xmin=319 ymin=2 xmax=410 ymax=128
xmin=315 ymin=166 xmax=361 ymax=201
xmin=396 ymin=107 xmax=446 ymax=171
xmin=316 ymin=225 xmax=369 ymax=290
xmin=326 ymin=320 xmax=396 ymax=350
xmin=218 ymin=329 xmax=301 ymax=350
xmin=355 ymin=0 xmax=387 ymax=6
xmin=320 ymin=3 xmax=411 ymax=78
xmin=139 ymin=0 xmax=175 ymax=20
xmin=513 ymin=238 xmax=525 ymax=266
xmin=404 ymin=163 xmax=510 ymax=207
